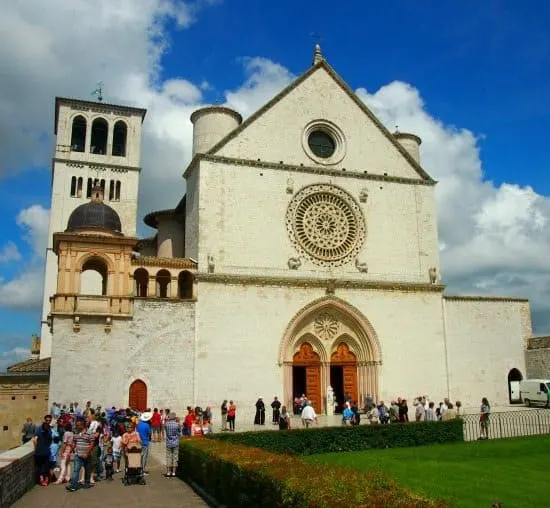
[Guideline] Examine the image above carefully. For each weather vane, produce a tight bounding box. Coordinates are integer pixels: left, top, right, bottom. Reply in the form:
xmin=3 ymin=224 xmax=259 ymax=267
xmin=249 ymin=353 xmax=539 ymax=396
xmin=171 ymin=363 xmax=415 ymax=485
xmin=91 ymin=81 xmax=104 ymax=102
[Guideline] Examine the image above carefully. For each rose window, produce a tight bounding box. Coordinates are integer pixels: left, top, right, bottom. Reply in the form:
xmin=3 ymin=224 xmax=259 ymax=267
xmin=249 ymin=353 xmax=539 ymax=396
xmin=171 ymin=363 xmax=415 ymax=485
xmin=286 ymin=184 xmax=366 ymax=266
xmin=314 ymin=313 xmax=339 ymax=340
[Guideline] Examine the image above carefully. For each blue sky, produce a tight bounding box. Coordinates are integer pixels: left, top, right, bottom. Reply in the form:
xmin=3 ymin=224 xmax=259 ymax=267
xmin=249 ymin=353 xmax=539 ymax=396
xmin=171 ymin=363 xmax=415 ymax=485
xmin=1 ymin=1 xmax=549 ymax=368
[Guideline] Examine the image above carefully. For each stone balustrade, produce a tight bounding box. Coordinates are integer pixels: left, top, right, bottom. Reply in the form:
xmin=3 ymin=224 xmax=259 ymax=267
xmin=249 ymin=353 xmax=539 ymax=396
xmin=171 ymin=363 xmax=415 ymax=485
xmin=0 ymin=442 xmax=35 ymax=508
xmin=50 ymin=294 xmax=133 ymax=317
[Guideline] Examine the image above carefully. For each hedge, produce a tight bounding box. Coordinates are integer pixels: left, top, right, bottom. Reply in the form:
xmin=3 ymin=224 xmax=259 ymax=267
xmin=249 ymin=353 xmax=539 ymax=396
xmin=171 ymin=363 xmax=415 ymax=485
xmin=208 ymin=419 xmax=464 ymax=455
xmin=179 ymin=438 xmax=447 ymax=507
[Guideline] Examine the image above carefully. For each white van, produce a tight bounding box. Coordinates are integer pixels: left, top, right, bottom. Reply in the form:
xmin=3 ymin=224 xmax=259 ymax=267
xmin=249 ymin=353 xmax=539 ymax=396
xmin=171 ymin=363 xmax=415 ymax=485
xmin=519 ymin=379 xmax=550 ymax=406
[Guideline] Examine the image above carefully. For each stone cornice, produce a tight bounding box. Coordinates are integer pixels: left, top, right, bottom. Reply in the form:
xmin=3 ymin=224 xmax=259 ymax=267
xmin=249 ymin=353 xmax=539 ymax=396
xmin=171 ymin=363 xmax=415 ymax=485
xmin=444 ymin=295 xmax=529 ymax=303
xmin=196 ymin=273 xmax=445 ymax=292
xmin=183 ymin=153 xmax=434 ymax=187
xmin=54 ymin=232 xmax=139 ymax=249
xmin=53 ymin=157 xmax=141 ymax=173
xmin=132 ymin=256 xmax=197 ymax=269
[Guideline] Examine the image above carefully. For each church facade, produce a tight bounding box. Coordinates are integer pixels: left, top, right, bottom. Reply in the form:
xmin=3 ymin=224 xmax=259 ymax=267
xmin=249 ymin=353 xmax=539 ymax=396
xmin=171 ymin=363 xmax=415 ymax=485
xmin=45 ymin=49 xmax=531 ymax=417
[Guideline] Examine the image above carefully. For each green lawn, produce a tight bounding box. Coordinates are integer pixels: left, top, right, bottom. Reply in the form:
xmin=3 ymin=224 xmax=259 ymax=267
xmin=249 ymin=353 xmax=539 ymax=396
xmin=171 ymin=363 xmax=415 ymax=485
xmin=306 ymin=435 xmax=549 ymax=507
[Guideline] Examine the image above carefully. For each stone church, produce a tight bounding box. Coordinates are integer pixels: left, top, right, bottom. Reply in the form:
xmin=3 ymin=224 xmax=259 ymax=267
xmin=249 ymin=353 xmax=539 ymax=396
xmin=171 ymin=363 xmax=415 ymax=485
xmin=43 ymin=47 xmax=531 ymax=417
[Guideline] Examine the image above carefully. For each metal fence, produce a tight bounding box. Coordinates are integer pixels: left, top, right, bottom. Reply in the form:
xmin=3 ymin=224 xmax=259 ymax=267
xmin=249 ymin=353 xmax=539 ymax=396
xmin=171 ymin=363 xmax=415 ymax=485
xmin=461 ymin=409 xmax=550 ymax=441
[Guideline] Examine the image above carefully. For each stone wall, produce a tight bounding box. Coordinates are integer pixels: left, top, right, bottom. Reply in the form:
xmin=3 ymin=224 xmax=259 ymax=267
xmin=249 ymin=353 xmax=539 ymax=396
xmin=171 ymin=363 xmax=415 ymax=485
xmin=0 ymin=380 xmax=48 ymax=451
xmin=49 ymin=299 xmax=195 ymax=414
xmin=525 ymin=336 xmax=550 ymax=379
xmin=0 ymin=442 xmax=35 ymax=508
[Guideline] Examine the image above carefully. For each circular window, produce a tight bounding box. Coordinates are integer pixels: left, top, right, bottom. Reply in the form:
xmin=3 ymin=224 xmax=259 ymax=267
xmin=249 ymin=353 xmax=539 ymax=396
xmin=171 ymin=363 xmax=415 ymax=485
xmin=286 ymin=184 xmax=366 ymax=266
xmin=308 ymin=131 xmax=336 ymax=158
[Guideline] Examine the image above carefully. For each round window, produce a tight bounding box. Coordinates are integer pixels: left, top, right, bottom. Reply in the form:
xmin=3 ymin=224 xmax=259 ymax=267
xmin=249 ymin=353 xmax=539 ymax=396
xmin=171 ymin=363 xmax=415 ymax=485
xmin=307 ymin=131 xmax=336 ymax=158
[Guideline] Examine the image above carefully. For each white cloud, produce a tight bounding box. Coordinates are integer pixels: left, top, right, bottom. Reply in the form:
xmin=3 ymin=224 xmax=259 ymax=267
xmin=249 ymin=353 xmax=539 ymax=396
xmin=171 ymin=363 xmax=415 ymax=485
xmin=0 ymin=242 xmax=21 ymax=263
xmin=0 ymin=347 xmax=31 ymax=372
xmin=357 ymin=81 xmax=550 ymax=330
xmin=16 ymin=205 xmax=50 ymax=257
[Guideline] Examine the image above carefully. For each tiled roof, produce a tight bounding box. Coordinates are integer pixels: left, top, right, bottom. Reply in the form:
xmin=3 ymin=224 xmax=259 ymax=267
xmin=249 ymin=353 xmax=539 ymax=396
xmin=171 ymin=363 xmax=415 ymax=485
xmin=7 ymin=357 xmax=51 ymax=373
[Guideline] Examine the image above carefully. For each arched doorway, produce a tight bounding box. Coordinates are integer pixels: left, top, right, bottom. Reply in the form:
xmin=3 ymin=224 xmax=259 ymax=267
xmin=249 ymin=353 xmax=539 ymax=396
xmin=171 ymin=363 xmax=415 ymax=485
xmin=508 ymin=368 xmax=523 ymax=404
xmin=128 ymin=379 xmax=147 ymax=411
xmin=331 ymin=343 xmax=358 ymax=412
xmin=293 ymin=343 xmax=322 ymax=413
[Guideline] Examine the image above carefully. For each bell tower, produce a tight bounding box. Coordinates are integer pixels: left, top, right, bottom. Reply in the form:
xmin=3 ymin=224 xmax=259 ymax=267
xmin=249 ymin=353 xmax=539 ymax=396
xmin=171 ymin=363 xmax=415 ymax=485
xmin=39 ymin=97 xmax=147 ymax=358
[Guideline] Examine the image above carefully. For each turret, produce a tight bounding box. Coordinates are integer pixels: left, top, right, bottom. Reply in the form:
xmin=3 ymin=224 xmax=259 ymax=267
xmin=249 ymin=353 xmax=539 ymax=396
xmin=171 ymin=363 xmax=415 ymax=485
xmin=190 ymin=106 xmax=242 ymax=155
xmin=393 ymin=131 xmax=422 ymax=165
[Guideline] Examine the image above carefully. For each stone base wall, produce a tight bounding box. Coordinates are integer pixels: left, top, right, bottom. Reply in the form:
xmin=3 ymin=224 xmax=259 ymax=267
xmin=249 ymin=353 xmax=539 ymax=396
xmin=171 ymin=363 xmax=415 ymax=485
xmin=0 ymin=442 xmax=35 ymax=508
xmin=525 ymin=337 xmax=550 ymax=379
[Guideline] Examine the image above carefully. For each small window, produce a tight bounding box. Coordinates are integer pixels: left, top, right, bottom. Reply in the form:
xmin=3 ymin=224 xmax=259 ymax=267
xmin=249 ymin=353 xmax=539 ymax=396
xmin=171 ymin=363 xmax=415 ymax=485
xmin=100 ymin=179 xmax=106 ymax=194
xmin=77 ymin=177 xmax=83 ymax=197
xmin=70 ymin=176 xmax=77 ymax=197
xmin=109 ymin=180 xmax=115 ymax=200
xmin=90 ymin=118 xmax=108 ymax=155
xmin=32 ymin=395 xmax=37 ymax=400
xmin=112 ymin=121 xmax=127 ymax=157
xmin=86 ymin=178 xmax=93 ymax=198
xmin=11 ymin=396 xmax=15 ymax=400
xmin=308 ymin=131 xmax=336 ymax=158
xmin=2 ymin=426 xmax=7 ymax=431
xmin=115 ymin=181 xmax=121 ymax=200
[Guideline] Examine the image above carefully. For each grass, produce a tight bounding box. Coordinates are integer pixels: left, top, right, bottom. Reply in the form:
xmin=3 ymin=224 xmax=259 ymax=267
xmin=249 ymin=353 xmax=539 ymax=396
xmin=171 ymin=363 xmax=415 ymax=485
xmin=306 ymin=435 xmax=550 ymax=507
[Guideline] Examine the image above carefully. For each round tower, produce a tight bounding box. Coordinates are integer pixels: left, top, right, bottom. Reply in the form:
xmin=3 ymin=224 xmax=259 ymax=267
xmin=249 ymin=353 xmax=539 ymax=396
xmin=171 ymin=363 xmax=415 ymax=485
xmin=190 ymin=106 xmax=243 ymax=155
xmin=393 ymin=131 xmax=422 ymax=164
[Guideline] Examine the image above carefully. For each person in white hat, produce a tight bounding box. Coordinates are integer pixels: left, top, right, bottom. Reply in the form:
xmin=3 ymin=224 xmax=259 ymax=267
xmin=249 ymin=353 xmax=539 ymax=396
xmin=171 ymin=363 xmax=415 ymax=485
xmin=136 ymin=411 xmax=152 ymax=474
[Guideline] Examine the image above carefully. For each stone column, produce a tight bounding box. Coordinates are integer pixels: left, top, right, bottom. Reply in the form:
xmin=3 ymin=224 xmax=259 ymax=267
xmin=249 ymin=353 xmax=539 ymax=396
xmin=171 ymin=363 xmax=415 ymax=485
xmin=148 ymin=276 xmax=156 ymax=297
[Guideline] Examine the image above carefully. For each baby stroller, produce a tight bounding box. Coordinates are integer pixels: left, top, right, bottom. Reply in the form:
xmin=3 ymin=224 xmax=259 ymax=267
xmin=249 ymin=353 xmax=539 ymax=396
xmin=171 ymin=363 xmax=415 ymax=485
xmin=122 ymin=447 xmax=146 ymax=486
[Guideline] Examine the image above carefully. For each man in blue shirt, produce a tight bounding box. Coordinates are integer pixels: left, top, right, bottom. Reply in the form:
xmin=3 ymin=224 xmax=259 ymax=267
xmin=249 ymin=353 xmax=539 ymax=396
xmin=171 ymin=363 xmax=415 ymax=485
xmin=136 ymin=412 xmax=152 ymax=474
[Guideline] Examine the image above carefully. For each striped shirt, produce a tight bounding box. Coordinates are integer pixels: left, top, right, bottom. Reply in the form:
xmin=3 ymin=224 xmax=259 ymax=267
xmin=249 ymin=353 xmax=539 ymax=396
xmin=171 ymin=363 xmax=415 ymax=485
xmin=72 ymin=431 xmax=94 ymax=457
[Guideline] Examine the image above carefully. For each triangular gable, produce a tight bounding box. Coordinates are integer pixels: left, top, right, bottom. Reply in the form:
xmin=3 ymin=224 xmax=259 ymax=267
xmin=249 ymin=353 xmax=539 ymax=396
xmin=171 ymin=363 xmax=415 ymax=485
xmin=208 ymin=60 xmax=433 ymax=182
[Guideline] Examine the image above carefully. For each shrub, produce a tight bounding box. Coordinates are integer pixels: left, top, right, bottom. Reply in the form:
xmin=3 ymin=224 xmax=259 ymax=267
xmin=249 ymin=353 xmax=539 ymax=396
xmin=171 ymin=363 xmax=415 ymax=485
xmin=179 ymin=438 xmax=447 ymax=507
xmin=208 ymin=420 xmax=464 ymax=455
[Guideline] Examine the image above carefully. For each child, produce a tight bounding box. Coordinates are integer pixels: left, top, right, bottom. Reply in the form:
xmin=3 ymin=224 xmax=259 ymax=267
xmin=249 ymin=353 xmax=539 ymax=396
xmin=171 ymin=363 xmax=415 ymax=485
xmin=111 ymin=431 xmax=122 ymax=472
xmin=49 ymin=435 xmax=60 ymax=484
xmin=104 ymin=446 xmax=115 ymax=480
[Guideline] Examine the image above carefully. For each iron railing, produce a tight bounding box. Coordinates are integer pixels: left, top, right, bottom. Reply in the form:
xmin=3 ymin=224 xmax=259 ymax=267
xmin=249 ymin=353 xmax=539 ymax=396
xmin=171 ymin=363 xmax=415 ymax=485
xmin=461 ymin=409 xmax=550 ymax=441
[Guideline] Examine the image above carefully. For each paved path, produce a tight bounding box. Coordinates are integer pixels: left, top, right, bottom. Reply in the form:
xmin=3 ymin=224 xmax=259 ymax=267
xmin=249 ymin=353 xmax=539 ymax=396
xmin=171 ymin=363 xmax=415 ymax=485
xmin=12 ymin=443 xmax=206 ymax=508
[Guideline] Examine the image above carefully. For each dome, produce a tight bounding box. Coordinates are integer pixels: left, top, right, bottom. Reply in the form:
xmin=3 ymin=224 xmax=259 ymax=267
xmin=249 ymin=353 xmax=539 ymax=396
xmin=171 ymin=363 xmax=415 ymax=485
xmin=66 ymin=187 xmax=122 ymax=235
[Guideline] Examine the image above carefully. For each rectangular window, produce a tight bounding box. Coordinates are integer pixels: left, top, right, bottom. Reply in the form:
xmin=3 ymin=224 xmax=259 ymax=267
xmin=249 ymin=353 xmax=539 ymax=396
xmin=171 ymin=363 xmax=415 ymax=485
xmin=77 ymin=177 xmax=83 ymax=198
xmin=86 ymin=178 xmax=93 ymax=198
xmin=70 ymin=176 xmax=77 ymax=197
xmin=115 ymin=181 xmax=121 ymax=200
xmin=109 ymin=180 xmax=115 ymax=200
xmin=2 ymin=426 xmax=7 ymax=431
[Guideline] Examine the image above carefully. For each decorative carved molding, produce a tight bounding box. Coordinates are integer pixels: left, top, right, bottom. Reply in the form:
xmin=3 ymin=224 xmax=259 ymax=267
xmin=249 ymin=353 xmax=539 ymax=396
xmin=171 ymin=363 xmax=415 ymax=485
xmin=54 ymin=157 xmax=141 ymax=173
xmin=331 ymin=342 xmax=357 ymax=362
xmin=131 ymin=256 xmax=196 ymax=269
xmin=287 ymin=257 xmax=302 ymax=270
xmin=359 ymin=188 xmax=368 ymax=203
xmin=428 ymin=267 xmax=438 ymax=284
xmin=184 ymin=153 xmax=436 ymax=186
xmin=314 ymin=312 xmax=339 ymax=341
xmin=286 ymin=177 xmax=294 ymax=194
xmin=444 ymin=295 xmax=529 ymax=303
xmin=293 ymin=342 xmax=321 ymax=363
xmin=207 ymin=255 xmax=215 ymax=273
xmin=197 ymin=272 xmax=445 ymax=293
xmin=355 ymin=259 xmax=368 ymax=273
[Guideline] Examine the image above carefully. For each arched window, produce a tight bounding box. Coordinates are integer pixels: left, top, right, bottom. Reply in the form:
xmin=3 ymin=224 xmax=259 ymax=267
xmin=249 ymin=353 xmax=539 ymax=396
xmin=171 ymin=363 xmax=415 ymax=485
xmin=115 ymin=181 xmax=121 ymax=200
xmin=112 ymin=121 xmax=127 ymax=157
xmin=77 ymin=177 xmax=83 ymax=197
xmin=134 ymin=268 xmax=149 ymax=297
xmin=80 ymin=258 xmax=108 ymax=295
xmin=156 ymin=269 xmax=171 ymax=298
xmin=70 ymin=116 xmax=86 ymax=152
xmin=90 ymin=118 xmax=108 ymax=155
xmin=108 ymin=180 xmax=115 ymax=200
xmin=178 ymin=271 xmax=194 ymax=299
xmin=100 ymin=179 xmax=105 ymax=194
xmin=70 ymin=176 xmax=77 ymax=197
xmin=86 ymin=178 xmax=93 ymax=198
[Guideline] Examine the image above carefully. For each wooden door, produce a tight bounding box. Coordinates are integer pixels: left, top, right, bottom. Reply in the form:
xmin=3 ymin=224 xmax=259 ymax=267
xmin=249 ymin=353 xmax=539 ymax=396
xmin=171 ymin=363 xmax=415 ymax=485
xmin=293 ymin=343 xmax=322 ymax=413
xmin=129 ymin=379 xmax=147 ymax=411
xmin=331 ymin=343 xmax=358 ymax=403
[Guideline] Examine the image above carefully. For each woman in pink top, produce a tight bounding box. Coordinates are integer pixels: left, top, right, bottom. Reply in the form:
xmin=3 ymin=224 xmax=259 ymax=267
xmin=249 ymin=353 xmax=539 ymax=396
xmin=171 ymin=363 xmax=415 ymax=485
xmin=55 ymin=422 xmax=74 ymax=484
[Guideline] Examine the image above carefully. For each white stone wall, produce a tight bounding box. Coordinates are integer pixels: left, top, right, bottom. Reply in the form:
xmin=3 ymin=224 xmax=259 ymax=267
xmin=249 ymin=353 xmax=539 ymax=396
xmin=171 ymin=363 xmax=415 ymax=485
xmin=192 ymin=159 xmax=440 ymax=284
xmin=184 ymin=168 xmax=199 ymax=261
xmin=157 ymin=218 xmax=185 ymax=258
xmin=443 ymin=297 xmax=528 ymax=407
xmin=194 ymin=282 xmax=448 ymax=422
xmin=216 ymin=67 xmax=423 ymax=180
xmin=49 ymin=299 xmax=195 ymax=414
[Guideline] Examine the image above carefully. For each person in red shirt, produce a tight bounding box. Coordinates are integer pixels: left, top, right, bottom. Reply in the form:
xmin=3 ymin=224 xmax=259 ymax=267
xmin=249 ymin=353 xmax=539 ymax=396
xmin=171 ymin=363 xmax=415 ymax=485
xmin=151 ymin=408 xmax=162 ymax=442
xmin=183 ymin=407 xmax=194 ymax=437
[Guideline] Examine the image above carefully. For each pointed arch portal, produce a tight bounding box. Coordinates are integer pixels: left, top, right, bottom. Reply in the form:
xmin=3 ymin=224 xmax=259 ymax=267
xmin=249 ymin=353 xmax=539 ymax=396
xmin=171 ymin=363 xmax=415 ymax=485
xmin=281 ymin=296 xmax=381 ymax=414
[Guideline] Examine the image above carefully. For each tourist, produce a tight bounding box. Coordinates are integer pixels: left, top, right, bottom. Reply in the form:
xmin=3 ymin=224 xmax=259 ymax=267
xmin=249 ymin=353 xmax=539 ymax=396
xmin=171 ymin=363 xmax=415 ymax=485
xmin=414 ymin=397 xmax=425 ymax=421
xmin=351 ymin=401 xmax=361 ymax=425
xmin=425 ymin=402 xmax=437 ymax=421
xmin=366 ymin=405 xmax=379 ymax=425
xmin=442 ymin=402 xmax=457 ymax=421
xmin=88 ymin=412 xmax=103 ymax=484
xmin=164 ymin=412 xmax=180 ymax=478
xmin=160 ymin=409 xmax=166 ymax=439
xmin=55 ymin=422 xmax=74 ymax=484
xmin=479 ymin=397 xmax=491 ymax=440
xmin=364 ymin=394 xmax=374 ymax=412
xmin=32 ymin=414 xmax=53 ymax=486
xmin=254 ymin=397 xmax=266 ymax=425
xmin=66 ymin=418 xmax=94 ymax=492
xmin=151 ymin=408 xmax=162 ymax=442
xmin=136 ymin=411 xmax=152 ymax=474
xmin=227 ymin=400 xmax=237 ymax=432
xmin=342 ymin=403 xmax=353 ymax=425
xmin=221 ymin=400 xmax=228 ymax=431
xmin=49 ymin=435 xmax=60 ymax=482
xmin=377 ymin=401 xmax=389 ymax=424
xmin=399 ymin=399 xmax=409 ymax=422
xmin=389 ymin=401 xmax=399 ymax=423
xmin=183 ymin=407 xmax=194 ymax=436
xmin=271 ymin=396 xmax=281 ymax=424
xmin=103 ymin=446 xmax=115 ymax=481
xmin=293 ymin=396 xmax=301 ymax=415
xmin=121 ymin=422 xmax=141 ymax=451
xmin=455 ymin=400 xmax=464 ymax=418
xmin=21 ymin=417 xmax=36 ymax=444
xmin=301 ymin=401 xmax=317 ymax=428
xmin=279 ymin=405 xmax=291 ymax=430
xmin=111 ymin=431 xmax=122 ymax=473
